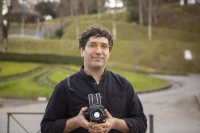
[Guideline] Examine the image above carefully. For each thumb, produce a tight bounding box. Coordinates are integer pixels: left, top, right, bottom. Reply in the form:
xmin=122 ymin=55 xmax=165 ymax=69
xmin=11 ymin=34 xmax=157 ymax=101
xmin=80 ymin=107 xmax=88 ymax=114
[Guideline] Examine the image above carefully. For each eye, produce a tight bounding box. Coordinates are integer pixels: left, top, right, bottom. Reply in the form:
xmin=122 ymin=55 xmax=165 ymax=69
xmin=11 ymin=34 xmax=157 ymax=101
xmin=101 ymin=43 xmax=109 ymax=49
xmin=89 ymin=42 xmax=97 ymax=48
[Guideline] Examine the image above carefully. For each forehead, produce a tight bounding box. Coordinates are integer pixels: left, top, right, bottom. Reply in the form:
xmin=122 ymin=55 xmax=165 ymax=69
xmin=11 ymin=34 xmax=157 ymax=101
xmin=88 ymin=36 xmax=108 ymax=44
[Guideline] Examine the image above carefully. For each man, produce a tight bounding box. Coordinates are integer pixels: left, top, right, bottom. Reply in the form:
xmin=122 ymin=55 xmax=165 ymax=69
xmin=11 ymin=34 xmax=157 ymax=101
xmin=41 ymin=24 xmax=147 ymax=133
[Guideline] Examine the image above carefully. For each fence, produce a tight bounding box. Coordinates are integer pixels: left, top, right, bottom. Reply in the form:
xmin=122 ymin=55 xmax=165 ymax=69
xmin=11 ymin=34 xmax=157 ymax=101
xmin=7 ymin=112 xmax=154 ymax=133
xmin=7 ymin=112 xmax=44 ymax=133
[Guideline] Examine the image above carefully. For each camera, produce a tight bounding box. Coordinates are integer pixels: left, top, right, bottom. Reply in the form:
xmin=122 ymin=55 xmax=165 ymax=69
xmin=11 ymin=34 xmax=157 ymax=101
xmin=84 ymin=93 xmax=106 ymax=123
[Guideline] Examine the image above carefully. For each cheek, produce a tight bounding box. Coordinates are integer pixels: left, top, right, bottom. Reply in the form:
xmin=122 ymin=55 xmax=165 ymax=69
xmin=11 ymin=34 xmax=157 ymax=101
xmin=106 ymin=52 xmax=110 ymax=59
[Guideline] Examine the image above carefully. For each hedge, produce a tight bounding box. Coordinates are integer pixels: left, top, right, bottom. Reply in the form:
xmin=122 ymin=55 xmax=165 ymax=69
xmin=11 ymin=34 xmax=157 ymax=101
xmin=0 ymin=52 xmax=83 ymax=65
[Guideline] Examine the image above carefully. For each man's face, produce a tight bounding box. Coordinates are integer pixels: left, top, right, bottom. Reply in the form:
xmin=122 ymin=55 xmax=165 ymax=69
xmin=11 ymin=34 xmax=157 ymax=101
xmin=80 ymin=36 xmax=110 ymax=69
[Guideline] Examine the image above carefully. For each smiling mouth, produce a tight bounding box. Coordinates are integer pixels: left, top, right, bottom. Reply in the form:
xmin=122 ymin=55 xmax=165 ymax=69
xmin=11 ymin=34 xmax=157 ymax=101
xmin=93 ymin=57 xmax=103 ymax=59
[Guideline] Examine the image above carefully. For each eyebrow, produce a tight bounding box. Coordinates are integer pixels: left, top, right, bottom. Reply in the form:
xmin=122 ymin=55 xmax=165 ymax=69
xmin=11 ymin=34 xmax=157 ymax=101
xmin=89 ymin=41 xmax=108 ymax=44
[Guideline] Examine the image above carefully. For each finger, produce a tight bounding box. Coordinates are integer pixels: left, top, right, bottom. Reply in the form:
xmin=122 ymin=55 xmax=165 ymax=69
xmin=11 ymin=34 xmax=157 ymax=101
xmin=92 ymin=123 xmax=105 ymax=128
xmin=89 ymin=126 xmax=103 ymax=133
xmin=104 ymin=109 xmax=112 ymax=118
xmin=88 ymin=122 xmax=97 ymax=128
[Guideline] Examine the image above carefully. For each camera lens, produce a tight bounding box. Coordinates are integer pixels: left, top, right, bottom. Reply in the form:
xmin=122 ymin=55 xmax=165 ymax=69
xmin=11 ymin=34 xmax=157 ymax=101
xmin=94 ymin=112 xmax=100 ymax=118
xmin=91 ymin=109 xmax=102 ymax=120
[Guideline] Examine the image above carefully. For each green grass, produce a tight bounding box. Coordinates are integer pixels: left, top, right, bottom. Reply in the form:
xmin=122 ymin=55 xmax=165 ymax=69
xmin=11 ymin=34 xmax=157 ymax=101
xmin=0 ymin=62 xmax=168 ymax=98
xmin=113 ymin=70 xmax=168 ymax=91
xmin=0 ymin=61 xmax=41 ymax=78
xmin=48 ymin=69 xmax=75 ymax=84
xmin=155 ymin=3 xmax=200 ymax=35
xmin=0 ymin=68 xmax=52 ymax=98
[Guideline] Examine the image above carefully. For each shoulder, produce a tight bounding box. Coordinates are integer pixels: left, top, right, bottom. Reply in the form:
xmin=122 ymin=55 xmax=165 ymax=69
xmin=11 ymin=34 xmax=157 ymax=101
xmin=106 ymin=70 xmax=133 ymax=90
xmin=107 ymin=70 xmax=130 ymax=84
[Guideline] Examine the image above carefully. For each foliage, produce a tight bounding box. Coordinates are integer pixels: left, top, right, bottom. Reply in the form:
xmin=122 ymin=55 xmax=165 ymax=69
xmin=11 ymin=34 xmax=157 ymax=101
xmin=55 ymin=28 xmax=64 ymax=38
xmin=35 ymin=1 xmax=59 ymax=18
xmin=0 ymin=52 xmax=82 ymax=66
xmin=126 ymin=0 xmax=139 ymax=22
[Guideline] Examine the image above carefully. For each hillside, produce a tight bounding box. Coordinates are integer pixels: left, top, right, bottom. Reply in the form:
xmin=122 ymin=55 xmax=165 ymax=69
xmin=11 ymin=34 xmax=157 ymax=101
xmin=1 ymin=3 xmax=200 ymax=74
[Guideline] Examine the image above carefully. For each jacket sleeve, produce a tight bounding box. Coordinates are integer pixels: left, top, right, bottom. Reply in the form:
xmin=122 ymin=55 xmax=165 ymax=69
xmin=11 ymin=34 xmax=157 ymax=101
xmin=40 ymin=80 xmax=68 ymax=133
xmin=123 ymin=82 xmax=147 ymax=133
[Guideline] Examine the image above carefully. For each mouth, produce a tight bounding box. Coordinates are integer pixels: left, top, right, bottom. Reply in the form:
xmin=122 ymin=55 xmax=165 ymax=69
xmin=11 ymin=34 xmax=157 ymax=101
xmin=93 ymin=56 xmax=103 ymax=59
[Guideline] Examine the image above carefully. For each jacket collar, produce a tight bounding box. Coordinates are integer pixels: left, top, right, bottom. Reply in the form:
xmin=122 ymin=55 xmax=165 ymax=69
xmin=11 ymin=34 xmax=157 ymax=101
xmin=79 ymin=66 xmax=107 ymax=80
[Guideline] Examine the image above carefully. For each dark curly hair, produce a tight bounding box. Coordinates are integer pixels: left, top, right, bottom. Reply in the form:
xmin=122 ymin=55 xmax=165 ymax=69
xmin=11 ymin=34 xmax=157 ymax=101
xmin=79 ymin=24 xmax=113 ymax=52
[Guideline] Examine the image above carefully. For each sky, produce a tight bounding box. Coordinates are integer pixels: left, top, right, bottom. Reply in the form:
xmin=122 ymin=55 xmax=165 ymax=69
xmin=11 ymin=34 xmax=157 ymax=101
xmin=180 ymin=0 xmax=197 ymax=5
xmin=105 ymin=0 xmax=124 ymax=8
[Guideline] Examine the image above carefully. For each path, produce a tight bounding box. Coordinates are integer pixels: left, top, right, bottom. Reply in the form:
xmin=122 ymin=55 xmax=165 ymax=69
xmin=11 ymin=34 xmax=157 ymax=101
xmin=0 ymin=74 xmax=200 ymax=133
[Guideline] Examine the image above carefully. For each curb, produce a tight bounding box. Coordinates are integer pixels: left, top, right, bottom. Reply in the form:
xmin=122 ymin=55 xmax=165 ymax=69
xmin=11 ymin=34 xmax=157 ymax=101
xmin=137 ymin=84 xmax=173 ymax=94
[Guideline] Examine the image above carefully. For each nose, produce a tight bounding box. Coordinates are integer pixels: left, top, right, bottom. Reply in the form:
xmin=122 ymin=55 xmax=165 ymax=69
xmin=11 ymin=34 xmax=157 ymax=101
xmin=95 ymin=46 xmax=103 ymax=54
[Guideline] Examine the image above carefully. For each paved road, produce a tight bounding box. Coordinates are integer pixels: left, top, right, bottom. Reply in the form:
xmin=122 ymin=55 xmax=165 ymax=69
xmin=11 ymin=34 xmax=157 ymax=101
xmin=141 ymin=74 xmax=200 ymax=133
xmin=0 ymin=74 xmax=200 ymax=133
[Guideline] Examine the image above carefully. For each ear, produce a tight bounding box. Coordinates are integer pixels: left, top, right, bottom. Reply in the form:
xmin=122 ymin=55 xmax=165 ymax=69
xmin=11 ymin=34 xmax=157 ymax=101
xmin=80 ymin=48 xmax=84 ymax=57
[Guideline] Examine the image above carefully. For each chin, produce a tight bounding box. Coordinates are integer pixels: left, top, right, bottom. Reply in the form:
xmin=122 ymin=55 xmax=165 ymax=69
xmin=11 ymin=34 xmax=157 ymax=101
xmin=92 ymin=63 xmax=104 ymax=68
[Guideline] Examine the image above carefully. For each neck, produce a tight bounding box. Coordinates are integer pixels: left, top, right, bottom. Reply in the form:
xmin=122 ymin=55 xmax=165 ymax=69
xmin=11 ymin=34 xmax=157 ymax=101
xmin=84 ymin=66 xmax=105 ymax=82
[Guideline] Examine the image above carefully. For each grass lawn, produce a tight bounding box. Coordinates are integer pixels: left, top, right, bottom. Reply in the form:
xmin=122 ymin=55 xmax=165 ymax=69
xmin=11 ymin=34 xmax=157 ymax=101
xmin=0 ymin=61 xmax=41 ymax=78
xmin=0 ymin=62 xmax=168 ymax=98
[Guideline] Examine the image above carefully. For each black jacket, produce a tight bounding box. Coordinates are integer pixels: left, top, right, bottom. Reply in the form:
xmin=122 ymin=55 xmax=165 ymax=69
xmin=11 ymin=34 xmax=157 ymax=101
xmin=41 ymin=66 xmax=147 ymax=133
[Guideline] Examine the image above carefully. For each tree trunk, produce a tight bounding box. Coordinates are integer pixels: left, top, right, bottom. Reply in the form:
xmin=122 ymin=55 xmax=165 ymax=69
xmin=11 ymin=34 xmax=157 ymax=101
xmin=153 ymin=0 xmax=158 ymax=24
xmin=0 ymin=0 xmax=2 ymax=25
xmin=112 ymin=0 xmax=117 ymax=40
xmin=75 ymin=0 xmax=79 ymax=40
xmin=84 ymin=0 xmax=88 ymax=15
xmin=70 ymin=0 xmax=74 ymax=17
xmin=139 ymin=0 xmax=143 ymax=25
xmin=184 ymin=0 xmax=188 ymax=5
xmin=148 ymin=0 xmax=152 ymax=41
xmin=98 ymin=0 xmax=101 ymax=19
xmin=2 ymin=0 xmax=12 ymax=52
xmin=2 ymin=23 xmax=8 ymax=52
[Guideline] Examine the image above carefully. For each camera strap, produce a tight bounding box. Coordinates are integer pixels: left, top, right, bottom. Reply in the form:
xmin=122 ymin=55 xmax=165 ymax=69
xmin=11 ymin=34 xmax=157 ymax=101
xmin=67 ymin=75 xmax=89 ymax=102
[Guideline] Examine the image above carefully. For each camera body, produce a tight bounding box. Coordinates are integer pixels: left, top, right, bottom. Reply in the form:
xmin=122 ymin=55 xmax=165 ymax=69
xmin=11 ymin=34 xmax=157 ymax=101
xmin=84 ymin=93 xmax=106 ymax=123
xmin=84 ymin=105 xmax=106 ymax=123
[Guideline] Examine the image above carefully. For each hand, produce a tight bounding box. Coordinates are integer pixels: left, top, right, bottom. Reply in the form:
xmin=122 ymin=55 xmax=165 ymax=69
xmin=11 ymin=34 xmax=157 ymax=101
xmin=75 ymin=107 xmax=90 ymax=129
xmin=88 ymin=109 xmax=116 ymax=133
